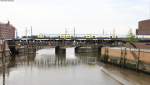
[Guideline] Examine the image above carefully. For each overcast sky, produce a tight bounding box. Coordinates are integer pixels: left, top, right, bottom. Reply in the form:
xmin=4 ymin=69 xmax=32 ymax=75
xmin=0 ymin=0 xmax=150 ymax=37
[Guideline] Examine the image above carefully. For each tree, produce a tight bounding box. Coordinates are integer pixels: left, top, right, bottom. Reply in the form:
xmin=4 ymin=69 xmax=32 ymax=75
xmin=127 ymin=29 xmax=138 ymax=48
xmin=127 ymin=29 xmax=138 ymax=43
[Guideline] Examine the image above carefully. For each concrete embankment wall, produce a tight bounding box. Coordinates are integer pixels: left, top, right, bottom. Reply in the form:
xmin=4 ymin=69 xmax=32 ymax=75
xmin=0 ymin=41 xmax=10 ymax=57
xmin=101 ymin=47 xmax=150 ymax=73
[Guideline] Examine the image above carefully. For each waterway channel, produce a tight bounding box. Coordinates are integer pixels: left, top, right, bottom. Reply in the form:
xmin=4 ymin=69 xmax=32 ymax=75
xmin=0 ymin=47 xmax=150 ymax=85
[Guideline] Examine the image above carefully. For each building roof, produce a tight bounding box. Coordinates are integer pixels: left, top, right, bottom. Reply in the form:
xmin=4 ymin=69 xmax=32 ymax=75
xmin=139 ymin=19 xmax=150 ymax=22
xmin=0 ymin=21 xmax=15 ymax=29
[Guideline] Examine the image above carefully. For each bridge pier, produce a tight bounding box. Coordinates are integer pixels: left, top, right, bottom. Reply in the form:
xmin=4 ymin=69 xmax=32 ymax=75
xmin=55 ymin=46 xmax=66 ymax=54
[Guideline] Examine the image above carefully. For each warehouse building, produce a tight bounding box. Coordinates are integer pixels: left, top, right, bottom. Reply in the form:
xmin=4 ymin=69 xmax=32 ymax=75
xmin=0 ymin=21 xmax=15 ymax=39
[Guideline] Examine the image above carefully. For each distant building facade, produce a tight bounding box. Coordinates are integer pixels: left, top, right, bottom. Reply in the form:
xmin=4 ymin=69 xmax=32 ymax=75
xmin=136 ymin=19 xmax=150 ymax=35
xmin=0 ymin=21 xmax=15 ymax=39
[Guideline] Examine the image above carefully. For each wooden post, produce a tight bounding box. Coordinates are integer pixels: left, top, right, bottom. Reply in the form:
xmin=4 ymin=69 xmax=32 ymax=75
xmin=106 ymin=47 xmax=109 ymax=63
xmin=104 ymin=47 xmax=107 ymax=62
xmin=23 ymin=41 xmax=25 ymax=55
xmin=27 ymin=40 xmax=29 ymax=55
xmin=136 ymin=48 xmax=140 ymax=71
xmin=120 ymin=47 xmax=123 ymax=67
xmin=123 ymin=47 xmax=127 ymax=68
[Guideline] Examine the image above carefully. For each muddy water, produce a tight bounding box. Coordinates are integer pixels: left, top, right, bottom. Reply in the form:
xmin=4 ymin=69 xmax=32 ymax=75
xmin=0 ymin=47 xmax=143 ymax=85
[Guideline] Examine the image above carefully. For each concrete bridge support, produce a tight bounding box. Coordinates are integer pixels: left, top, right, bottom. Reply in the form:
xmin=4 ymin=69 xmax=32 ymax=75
xmin=55 ymin=46 xmax=66 ymax=54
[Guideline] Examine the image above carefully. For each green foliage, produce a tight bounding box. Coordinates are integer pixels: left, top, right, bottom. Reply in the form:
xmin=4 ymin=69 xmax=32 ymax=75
xmin=127 ymin=29 xmax=138 ymax=43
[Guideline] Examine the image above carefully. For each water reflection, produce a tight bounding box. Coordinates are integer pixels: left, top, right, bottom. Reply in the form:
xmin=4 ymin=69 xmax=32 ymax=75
xmin=2 ymin=57 xmax=6 ymax=85
xmin=66 ymin=47 xmax=77 ymax=60
xmin=0 ymin=48 xmax=123 ymax=85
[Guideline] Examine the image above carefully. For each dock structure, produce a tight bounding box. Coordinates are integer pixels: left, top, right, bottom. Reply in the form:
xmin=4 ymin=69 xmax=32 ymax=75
xmin=101 ymin=47 xmax=150 ymax=73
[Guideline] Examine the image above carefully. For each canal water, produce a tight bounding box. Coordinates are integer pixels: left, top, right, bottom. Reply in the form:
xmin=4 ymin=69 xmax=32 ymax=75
xmin=0 ymin=47 xmax=150 ymax=85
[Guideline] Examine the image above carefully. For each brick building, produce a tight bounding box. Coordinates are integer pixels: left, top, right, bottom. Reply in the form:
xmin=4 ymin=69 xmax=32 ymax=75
xmin=0 ymin=21 xmax=15 ymax=39
xmin=136 ymin=19 xmax=150 ymax=35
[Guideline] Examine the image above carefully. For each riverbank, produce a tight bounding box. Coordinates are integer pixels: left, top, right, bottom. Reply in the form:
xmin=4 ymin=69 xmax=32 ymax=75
xmin=97 ymin=62 xmax=150 ymax=85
